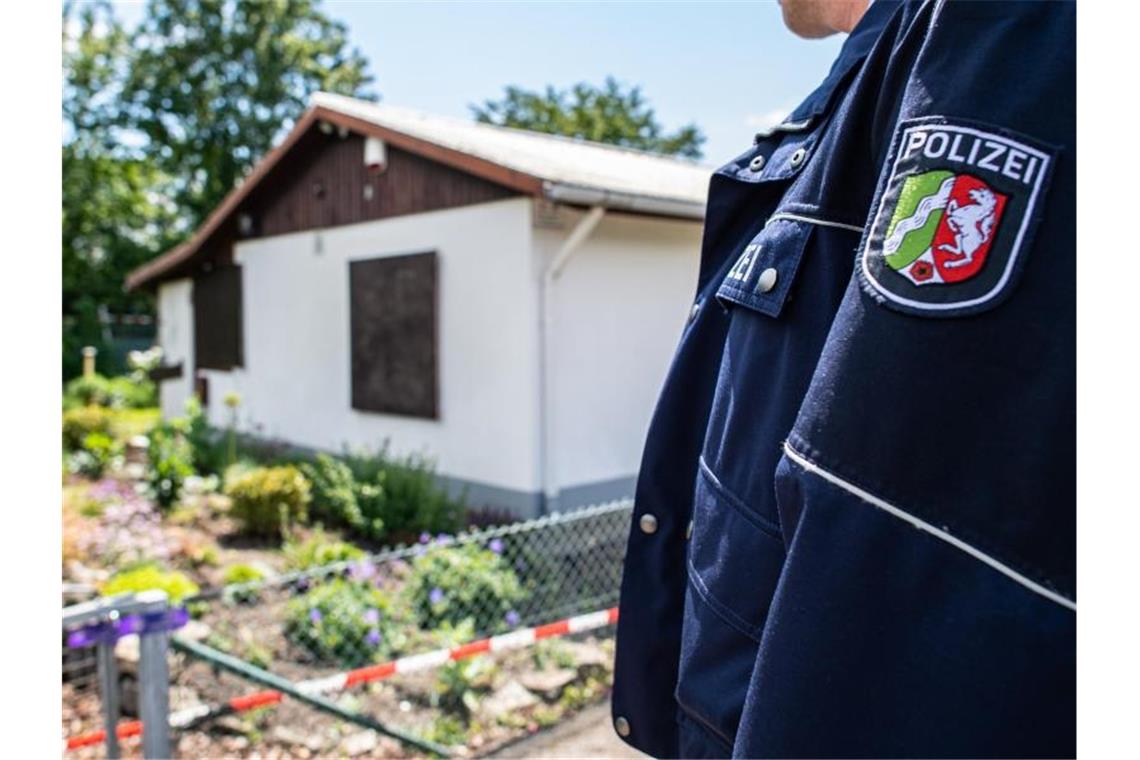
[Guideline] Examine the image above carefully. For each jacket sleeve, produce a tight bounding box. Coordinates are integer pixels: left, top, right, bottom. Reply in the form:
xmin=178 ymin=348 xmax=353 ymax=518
xmin=733 ymin=2 xmax=1076 ymax=757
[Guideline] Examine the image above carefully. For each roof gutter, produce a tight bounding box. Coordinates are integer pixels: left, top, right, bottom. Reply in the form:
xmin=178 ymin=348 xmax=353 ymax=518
xmin=543 ymin=182 xmax=705 ymax=221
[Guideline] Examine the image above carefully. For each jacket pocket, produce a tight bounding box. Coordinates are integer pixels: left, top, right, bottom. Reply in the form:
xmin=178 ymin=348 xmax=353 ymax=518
xmin=716 ymin=216 xmax=816 ymax=318
xmin=675 ymin=460 xmax=786 ymax=748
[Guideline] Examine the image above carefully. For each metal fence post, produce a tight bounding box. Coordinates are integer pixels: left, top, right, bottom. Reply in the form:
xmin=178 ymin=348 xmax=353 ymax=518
xmin=95 ymin=615 xmax=121 ymax=759
xmin=136 ymin=590 xmax=171 ymax=759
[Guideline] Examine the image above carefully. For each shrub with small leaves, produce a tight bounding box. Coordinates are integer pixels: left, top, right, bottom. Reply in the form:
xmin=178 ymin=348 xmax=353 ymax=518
xmin=63 ymin=406 xmax=113 ymax=450
xmin=300 ymin=454 xmax=372 ymax=535
xmin=283 ymin=528 xmax=365 ymax=570
xmin=221 ymin=563 xmax=267 ymax=585
xmin=225 ymin=465 xmax=312 ymax=537
xmin=101 ymin=563 xmax=200 ymax=603
xmin=67 ymin=432 xmax=122 ymax=478
xmin=284 ymin=579 xmax=410 ymax=667
xmin=147 ymin=416 xmax=195 ymax=509
xmin=403 ymin=541 xmax=527 ymax=634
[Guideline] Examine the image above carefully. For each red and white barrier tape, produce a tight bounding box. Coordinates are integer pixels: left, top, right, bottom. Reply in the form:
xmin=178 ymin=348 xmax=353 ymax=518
xmin=65 ymin=606 xmax=619 ymax=751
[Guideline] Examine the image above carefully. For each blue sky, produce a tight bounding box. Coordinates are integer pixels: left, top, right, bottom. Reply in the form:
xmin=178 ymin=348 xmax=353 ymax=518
xmin=111 ymin=1 xmax=846 ymax=164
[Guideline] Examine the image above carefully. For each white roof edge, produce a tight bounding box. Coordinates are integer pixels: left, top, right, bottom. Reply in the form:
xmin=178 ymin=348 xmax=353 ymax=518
xmin=543 ymin=182 xmax=706 ymax=220
xmin=308 ymin=92 xmax=711 ymax=220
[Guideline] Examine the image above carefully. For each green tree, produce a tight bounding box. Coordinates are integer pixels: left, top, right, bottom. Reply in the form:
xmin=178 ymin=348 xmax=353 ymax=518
xmin=62 ymin=0 xmax=376 ymax=378
xmin=471 ymin=77 xmax=705 ymax=159
xmin=121 ymin=0 xmax=375 ymax=226
xmin=63 ymin=2 xmax=178 ymax=378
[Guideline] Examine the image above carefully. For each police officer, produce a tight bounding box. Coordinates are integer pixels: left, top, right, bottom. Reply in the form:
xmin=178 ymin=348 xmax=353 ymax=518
xmin=612 ymin=1 xmax=1075 ymax=757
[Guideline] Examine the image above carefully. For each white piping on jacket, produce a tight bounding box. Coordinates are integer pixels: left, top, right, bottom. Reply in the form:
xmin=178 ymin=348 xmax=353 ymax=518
xmin=783 ymin=442 xmax=1076 ymax=612
xmin=766 ymin=211 xmax=864 ymax=233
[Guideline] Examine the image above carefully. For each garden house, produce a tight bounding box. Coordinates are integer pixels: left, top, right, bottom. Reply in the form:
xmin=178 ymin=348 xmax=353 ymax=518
xmin=127 ymin=92 xmax=709 ymax=517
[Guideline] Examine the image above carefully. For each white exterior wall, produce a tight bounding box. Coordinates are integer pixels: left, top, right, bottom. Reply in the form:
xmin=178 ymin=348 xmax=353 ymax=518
xmin=156 ymin=278 xmax=195 ymax=419
xmin=201 ymin=198 xmax=541 ymax=495
xmin=540 ymin=210 xmax=701 ymax=500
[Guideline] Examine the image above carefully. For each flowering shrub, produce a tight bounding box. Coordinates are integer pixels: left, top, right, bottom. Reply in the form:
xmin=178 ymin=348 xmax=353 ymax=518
xmin=225 ymin=465 xmax=312 ymax=537
xmin=283 ymin=578 xmax=410 ymax=667
xmin=101 ymin=562 xmax=200 ymax=603
xmin=75 ymin=480 xmax=172 ymax=567
xmin=403 ymin=539 xmax=526 ymax=634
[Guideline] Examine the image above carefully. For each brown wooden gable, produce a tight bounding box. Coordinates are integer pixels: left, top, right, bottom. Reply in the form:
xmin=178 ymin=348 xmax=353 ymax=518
xmin=246 ymin=129 xmax=520 ymax=239
xmin=127 ymin=108 xmax=532 ymax=289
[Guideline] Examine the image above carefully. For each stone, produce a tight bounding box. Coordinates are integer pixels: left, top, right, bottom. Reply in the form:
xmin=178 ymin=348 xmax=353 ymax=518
xmin=560 ymin=641 xmax=611 ymax=673
xmin=480 ymin=680 xmax=539 ymax=718
xmin=179 ymin=620 xmax=212 ymax=642
xmin=340 ymin=730 xmax=379 ymax=756
xmin=518 ymin=668 xmax=577 ymax=700
xmin=115 ymin=634 xmax=140 ymax=672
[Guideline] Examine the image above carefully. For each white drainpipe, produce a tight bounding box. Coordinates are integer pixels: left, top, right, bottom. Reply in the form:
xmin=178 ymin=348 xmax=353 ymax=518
xmin=538 ymin=204 xmax=606 ymax=514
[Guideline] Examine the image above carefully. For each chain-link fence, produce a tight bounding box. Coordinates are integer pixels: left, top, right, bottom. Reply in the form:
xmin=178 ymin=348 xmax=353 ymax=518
xmin=64 ymin=499 xmax=634 ymax=757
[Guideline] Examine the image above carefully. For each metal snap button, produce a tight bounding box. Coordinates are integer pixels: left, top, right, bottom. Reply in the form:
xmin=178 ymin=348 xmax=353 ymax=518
xmin=615 ymin=716 xmax=632 ymax=737
xmin=639 ymin=513 xmax=659 ymax=535
xmin=748 ymin=154 xmax=766 ymax=172
xmin=686 ymin=520 xmax=693 ymax=540
xmin=789 ymin=147 xmax=807 ymax=168
xmin=757 ymin=267 xmax=779 ymax=293
xmin=689 ymin=301 xmax=700 ymax=322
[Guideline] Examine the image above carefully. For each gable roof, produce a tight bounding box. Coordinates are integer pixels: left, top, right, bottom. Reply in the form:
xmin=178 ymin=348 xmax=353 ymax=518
xmin=126 ymin=93 xmax=711 ymax=290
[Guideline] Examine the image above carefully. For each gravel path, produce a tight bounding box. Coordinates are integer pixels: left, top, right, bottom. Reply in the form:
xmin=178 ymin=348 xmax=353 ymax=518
xmin=491 ymin=701 xmax=645 ymax=759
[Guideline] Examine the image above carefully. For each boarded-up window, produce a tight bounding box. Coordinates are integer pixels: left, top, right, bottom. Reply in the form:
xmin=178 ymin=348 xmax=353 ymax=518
xmin=193 ymin=265 xmax=244 ymax=371
xmin=350 ymin=252 xmax=439 ymax=419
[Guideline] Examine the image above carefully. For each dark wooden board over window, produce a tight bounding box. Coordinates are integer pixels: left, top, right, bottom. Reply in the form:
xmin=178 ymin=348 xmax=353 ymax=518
xmin=193 ymin=265 xmax=244 ymax=371
xmin=350 ymin=252 xmax=439 ymax=419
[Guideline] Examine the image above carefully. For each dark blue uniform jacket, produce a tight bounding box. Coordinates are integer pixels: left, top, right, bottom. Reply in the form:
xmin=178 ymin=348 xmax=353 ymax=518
xmin=612 ymin=1 xmax=1075 ymax=757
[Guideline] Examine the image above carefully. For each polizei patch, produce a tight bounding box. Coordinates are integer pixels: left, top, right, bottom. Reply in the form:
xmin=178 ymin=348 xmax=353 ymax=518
xmin=860 ymin=118 xmax=1054 ymax=316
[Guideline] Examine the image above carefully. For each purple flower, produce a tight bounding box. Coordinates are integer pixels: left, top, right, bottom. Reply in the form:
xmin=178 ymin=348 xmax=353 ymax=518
xmin=365 ymin=629 xmax=382 ymax=647
xmin=429 ymin=587 xmax=445 ymax=605
xmin=413 ymin=544 xmax=427 ymax=557
xmin=435 ymin=533 xmax=454 ymax=547
xmin=418 ymin=532 xmax=432 ymax=545
xmin=308 ymin=608 xmax=323 ymax=624
xmin=349 ymin=560 xmax=376 ymax=582
xmin=505 ymin=610 xmax=521 ymax=627
xmin=488 ymin=538 xmax=504 ymax=555
xmin=363 ymin=608 xmax=380 ymax=625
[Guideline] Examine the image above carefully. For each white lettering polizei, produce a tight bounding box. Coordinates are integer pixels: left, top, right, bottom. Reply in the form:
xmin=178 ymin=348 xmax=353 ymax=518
xmin=902 ymin=127 xmax=1040 ymax=186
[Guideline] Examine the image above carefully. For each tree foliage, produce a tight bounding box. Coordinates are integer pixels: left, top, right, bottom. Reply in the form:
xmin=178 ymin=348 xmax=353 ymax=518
xmin=61 ymin=0 xmax=374 ymax=377
xmin=121 ymin=0 xmax=375 ymax=226
xmin=471 ymin=77 xmax=705 ymax=159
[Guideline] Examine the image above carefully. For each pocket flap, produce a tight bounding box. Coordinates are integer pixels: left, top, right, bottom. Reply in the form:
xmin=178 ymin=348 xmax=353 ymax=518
xmin=716 ymin=217 xmax=814 ymax=318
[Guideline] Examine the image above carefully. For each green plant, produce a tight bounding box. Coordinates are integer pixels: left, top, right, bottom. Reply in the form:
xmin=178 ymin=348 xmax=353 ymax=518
xmin=64 ymin=374 xmax=114 ymax=409
xmin=64 ymin=373 xmax=156 ymax=410
xmin=403 ymin=542 xmax=526 ymax=634
xmin=63 ymin=406 xmax=113 ymax=450
xmin=183 ymin=397 xmax=229 ymax=476
xmin=344 ymin=447 xmax=465 ymax=539
xmin=225 ymin=465 xmax=311 ymax=537
xmin=101 ymin=563 xmax=200 ymax=603
xmin=425 ymin=714 xmax=469 ymax=747
xmin=284 ymin=579 xmax=409 ymax=667
xmin=147 ymin=416 xmax=195 ymax=509
xmin=432 ymin=620 xmax=496 ymax=717
xmin=67 ymin=432 xmax=122 ymax=478
xmin=300 ymin=454 xmax=371 ymax=535
xmin=222 ymin=563 xmax=267 ymax=585
xmin=283 ymin=528 xmax=365 ymax=570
